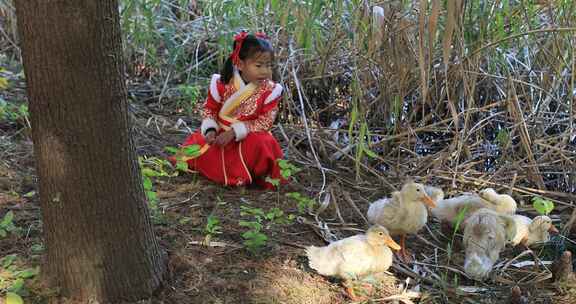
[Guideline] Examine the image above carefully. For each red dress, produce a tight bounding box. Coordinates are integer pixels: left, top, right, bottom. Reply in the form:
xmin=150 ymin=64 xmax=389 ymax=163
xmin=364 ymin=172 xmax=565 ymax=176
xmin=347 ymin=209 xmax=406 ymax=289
xmin=179 ymin=72 xmax=285 ymax=188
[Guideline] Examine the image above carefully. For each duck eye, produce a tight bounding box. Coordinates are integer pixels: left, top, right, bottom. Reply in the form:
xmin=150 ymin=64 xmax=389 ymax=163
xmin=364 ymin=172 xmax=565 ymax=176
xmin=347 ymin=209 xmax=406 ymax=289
xmin=416 ymin=189 xmax=420 ymax=192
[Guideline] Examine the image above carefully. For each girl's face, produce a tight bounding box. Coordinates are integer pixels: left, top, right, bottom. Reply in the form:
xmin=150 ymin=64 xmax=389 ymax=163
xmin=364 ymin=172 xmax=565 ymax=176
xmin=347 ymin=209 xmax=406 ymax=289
xmin=237 ymin=52 xmax=273 ymax=84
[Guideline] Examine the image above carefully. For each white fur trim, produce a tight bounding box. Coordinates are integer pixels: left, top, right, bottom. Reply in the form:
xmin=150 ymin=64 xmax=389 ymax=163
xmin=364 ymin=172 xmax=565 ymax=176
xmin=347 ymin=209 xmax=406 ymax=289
xmin=231 ymin=122 xmax=248 ymax=141
xmin=264 ymin=83 xmax=283 ymax=104
xmin=209 ymin=74 xmax=221 ymax=102
xmin=200 ymin=118 xmax=219 ymax=135
xmin=233 ymin=68 xmax=246 ymax=89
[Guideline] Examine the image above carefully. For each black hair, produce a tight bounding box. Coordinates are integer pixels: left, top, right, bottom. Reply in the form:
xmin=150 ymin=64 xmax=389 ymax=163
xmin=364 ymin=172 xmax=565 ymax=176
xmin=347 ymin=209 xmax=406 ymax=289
xmin=221 ymin=34 xmax=275 ymax=84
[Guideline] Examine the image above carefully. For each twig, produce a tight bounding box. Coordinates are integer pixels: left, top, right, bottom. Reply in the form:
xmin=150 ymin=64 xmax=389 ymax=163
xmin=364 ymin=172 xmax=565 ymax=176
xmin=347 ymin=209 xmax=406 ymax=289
xmin=288 ymin=41 xmax=327 ymax=198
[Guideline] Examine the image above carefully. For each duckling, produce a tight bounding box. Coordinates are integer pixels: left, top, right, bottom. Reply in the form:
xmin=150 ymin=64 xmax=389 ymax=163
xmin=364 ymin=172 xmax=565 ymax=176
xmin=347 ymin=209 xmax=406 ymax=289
xmin=510 ymin=215 xmax=559 ymax=247
xmin=463 ymin=208 xmax=516 ymax=280
xmin=431 ymin=193 xmax=487 ymax=226
xmin=425 ymin=185 xmax=445 ymax=204
xmin=478 ymin=188 xmax=517 ymax=214
xmin=306 ymin=225 xmax=400 ymax=299
xmin=367 ymin=181 xmax=436 ymax=262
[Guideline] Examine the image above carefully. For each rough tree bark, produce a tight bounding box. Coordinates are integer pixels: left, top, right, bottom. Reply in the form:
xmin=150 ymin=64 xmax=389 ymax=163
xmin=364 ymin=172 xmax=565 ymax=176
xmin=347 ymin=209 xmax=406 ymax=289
xmin=15 ymin=1 xmax=166 ymax=302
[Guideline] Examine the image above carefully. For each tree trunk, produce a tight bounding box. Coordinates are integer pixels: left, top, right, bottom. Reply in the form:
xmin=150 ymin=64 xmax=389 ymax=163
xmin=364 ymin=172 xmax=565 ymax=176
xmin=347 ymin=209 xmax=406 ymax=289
xmin=15 ymin=1 xmax=166 ymax=302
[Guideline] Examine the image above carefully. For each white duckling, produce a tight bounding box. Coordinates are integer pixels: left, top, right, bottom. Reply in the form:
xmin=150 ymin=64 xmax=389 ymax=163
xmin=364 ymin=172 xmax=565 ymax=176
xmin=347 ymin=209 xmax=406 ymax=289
xmin=510 ymin=215 xmax=559 ymax=247
xmin=306 ymin=225 xmax=400 ymax=299
xmin=431 ymin=193 xmax=487 ymax=226
xmin=463 ymin=208 xmax=516 ymax=280
xmin=425 ymin=185 xmax=445 ymax=204
xmin=478 ymin=188 xmax=517 ymax=214
xmin=367 ymin=181 xmax=436 ymax=262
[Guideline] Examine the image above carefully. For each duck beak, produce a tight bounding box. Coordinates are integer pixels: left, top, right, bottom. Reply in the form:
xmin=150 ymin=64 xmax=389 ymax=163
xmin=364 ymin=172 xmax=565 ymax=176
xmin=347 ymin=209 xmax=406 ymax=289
xmin=421 ymin=195 xmax=436 ymax=208
xmin=385 ymin=236 xmax=401 ymax=251
xmin=548 ymin=225 xmax=559 ymax=234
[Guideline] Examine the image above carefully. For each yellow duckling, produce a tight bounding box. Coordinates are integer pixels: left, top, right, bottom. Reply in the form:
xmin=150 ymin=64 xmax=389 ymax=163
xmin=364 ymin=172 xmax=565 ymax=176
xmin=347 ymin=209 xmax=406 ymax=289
xmin=306 ymin=225 xmax=400 ymax=299
xmin=478 ymin=188 xmax=517 ymax=214
xmin=510 ymin=215 xmax=559 ymax=247
xmin=306 ymin=225 xmax=400 ymax=279
xmin=463 ymin=208 xmax=516 ymax=280
xmin=367 ymin=181 xmax=436 ymax=262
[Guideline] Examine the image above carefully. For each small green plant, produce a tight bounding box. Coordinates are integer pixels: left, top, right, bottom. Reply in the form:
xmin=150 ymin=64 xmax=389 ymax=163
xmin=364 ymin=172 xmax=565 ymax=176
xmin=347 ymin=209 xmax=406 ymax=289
xmin=0 ymin=99 xmax=29 ymax=128
xmin=177 ymin=84 xmax=200 ymax=115
xmin=239 ymin=220 xmax=267 ymax=254
xmin=203 ymin=215 xmax=222 ymax=244
xmin=138 ymin=156 xmax=174 ymax=224
xmin=452 ymin=206 xmax=469 ymax=234
xmin=277 ymin=159 xmax=300 ymax=180
xmin=285 ymin=192 xmax=316 ymax=214
xmin=0 ymin=211 xmax=20 ymax=238
xmin=496 ymin=128 xmax=510 ymax=148
xmin=165 ymin=145 xmax=201 ymax=174
xmin=265 ymin=176 xmax=280 ymax=188
xmin=30 ymin=244 xmax=44 ymax=254
xmin=264 ymin=160 xmax=300 ymax=196
xmin=533 ymin=197 xmax=554 ymax=216
xmin=264 ymin=207 xmax=294 ymax=225
xmin=0 ymin=254 xmax=39 ymax=299
xmin=0 ymin=72 xmax=8 ymax=89
xmin=446 ymin=206 xmax=469 ymax=263
xmin=238 ymin=205 xmax=294 ymax=254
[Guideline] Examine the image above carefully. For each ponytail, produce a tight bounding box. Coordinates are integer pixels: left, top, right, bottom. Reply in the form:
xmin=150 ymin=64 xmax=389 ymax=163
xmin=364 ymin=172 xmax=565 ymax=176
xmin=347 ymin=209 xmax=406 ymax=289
xmin=221 ymin=56 xmax=235 ymax=84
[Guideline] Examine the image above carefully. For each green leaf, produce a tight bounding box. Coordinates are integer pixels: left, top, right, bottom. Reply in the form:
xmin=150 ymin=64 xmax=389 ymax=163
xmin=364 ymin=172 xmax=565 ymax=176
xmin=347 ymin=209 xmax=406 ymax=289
xmin=452 ymin=206 xmax=469 ymax=234
xmin=22 ymin=191 xmax=36 ymax=198
xmin=362 ymin=145 xmax=379 ymax=159
xmin=496 ymin=128 xmax=510 ymax=147
xmin=277 ymin=159 xmax=289 ymax=169
xmin=243 ymin=232 xmax=268 ymax=249
xmin=142 ymin=168 xmax=159 ymax=177
xmin=164 ymin=146 xmax=179 ymax=154
xmin=0 ymin=77 xmax=8 ymax=90
xmin=142 ymin=176 xmax=153 ymax=190
xmin=146 ymin=191 xmax=158 ymax=202
xmin=0 ymin=229 xmax=7 ymax=238
xmin=176 ymin=161 xmax=188 ymax=172
xmin=265 ymin=208 xmax=283 ymax=221
xmin=205 ymin=215 xmax=221 ymax=234
xmin=285 ymin=192 xmax=301 ymax=199
xmin=8 ymin=278 xmax=24 ymax=293
xmin=239 ymin=220 xmax=262 ymax=231
xmin=2 ymin=254 xmax=17 ymax=268
xmin=265 ymin=176 xmax=280 ymax=187
xmin=178 ymin=217 xmax=191 ymax=225
xmin=533 ymin=197 xmax=554 ymax=215
xmin=30 ymin=244 xmax=44 ymax=253
xmin=17 ymin=267 xmax=39 ymax=279
xmin=183 ymin=145 xmax=200 ymax=156
xmin=5 ymin=292 xmax=24 ymax=304
xmin=1 ymin=211 xmax=14 ymax=226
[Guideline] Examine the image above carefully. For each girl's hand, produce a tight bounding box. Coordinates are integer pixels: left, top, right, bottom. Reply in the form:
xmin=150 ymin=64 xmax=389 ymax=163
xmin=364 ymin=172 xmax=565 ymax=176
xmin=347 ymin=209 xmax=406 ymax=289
xmin=204 ymin=130 xmax=216 ymax=144
xmin=214 ymin=130 xmax=236 ymax=147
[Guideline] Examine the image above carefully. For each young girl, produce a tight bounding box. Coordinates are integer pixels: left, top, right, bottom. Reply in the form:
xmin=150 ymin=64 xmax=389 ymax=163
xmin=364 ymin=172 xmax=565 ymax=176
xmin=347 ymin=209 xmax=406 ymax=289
xmin=176 ymin=31 xmax=285 ymax=189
